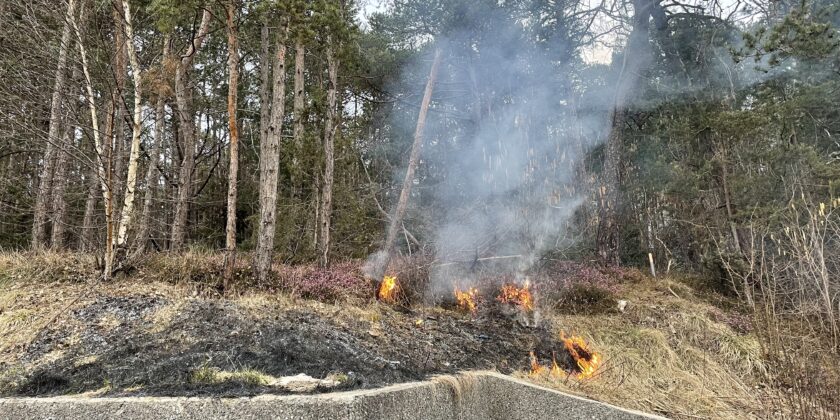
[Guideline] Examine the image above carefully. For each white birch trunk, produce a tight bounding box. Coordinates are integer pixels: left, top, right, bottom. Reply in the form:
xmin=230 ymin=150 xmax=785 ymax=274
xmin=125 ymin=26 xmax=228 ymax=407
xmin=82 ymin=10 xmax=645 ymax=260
xmin=133 ymin=36 xmax=170 ymax=259
xmin=71 ymin=4 xmax=112 ymax=276
xmin=114 ymin=0 xmax=143 ymax=252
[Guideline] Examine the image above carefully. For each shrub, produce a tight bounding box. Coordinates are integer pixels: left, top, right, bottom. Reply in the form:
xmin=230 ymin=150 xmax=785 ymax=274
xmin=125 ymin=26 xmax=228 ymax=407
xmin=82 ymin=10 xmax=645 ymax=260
xmin=279 ymin=261 xmax=370 ymax=303
xmin=535 ymin=261 xmax=621 ymax=314
xmin=384 ymin=254 xmax=433 ymax=305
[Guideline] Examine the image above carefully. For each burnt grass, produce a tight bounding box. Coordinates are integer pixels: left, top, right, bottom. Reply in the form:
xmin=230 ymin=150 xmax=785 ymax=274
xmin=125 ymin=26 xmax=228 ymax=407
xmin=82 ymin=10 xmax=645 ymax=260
xmin=1 ymin=288 xmax=566 ymax=397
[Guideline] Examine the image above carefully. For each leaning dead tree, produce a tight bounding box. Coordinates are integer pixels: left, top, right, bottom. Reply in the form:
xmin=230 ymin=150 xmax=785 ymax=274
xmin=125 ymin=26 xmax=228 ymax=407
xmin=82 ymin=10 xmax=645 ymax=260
xmin=371 ymin=48 xmax=442 ymax=282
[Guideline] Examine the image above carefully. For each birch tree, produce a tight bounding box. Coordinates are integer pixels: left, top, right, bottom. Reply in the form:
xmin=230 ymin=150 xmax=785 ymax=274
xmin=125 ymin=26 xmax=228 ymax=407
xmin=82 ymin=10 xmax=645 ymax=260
xmin=113 ymin=0 xmax=143 ymax=258
xmin=132 ymin=35 xmax=170 ymax=259
xmin=70 ymin=0 xmax=112 ymax=276
xmin=110 ymin=1 xmax=128 ymax=226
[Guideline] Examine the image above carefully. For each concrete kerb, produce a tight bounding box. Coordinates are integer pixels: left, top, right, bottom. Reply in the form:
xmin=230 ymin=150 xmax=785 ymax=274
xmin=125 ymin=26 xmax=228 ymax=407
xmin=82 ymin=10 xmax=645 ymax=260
xmin=0 ymin=371 xmax=668 ymax=419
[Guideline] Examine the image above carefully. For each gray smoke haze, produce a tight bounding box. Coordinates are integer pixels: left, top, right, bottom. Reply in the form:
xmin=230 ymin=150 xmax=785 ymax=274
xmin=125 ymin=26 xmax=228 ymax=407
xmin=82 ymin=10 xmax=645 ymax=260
xmin=423 ymin=39 xmax=592 ymax=297
xmin=370 ymin=3 xmax=792 ymax=299
xmin=367 ymin=9 xmax=615 ymax=299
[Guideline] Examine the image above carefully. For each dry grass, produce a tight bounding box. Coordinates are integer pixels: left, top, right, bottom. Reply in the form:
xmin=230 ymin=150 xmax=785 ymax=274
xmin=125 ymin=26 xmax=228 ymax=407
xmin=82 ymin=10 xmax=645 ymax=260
xmin=0 ymin=251 xmax=97 ymax=285
xmin=520 ymin=277 xmax=772 ymax=420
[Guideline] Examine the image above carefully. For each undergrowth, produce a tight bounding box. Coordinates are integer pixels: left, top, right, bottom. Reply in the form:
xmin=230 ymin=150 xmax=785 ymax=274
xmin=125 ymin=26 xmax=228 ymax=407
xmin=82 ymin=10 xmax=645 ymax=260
xmin=0 ymin=251 xmax=370 ymax=303
xmin=1 ymin=251 xmax=835 ymax=418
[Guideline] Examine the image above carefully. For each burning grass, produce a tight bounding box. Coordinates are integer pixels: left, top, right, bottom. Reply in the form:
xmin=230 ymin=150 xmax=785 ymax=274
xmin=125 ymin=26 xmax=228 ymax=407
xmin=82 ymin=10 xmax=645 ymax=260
xmin=528 ymin=351 xmax=544 ymax=376
xmin=454 ymin=287 xmax=479 ymax=313
xmin=377 ymin=275 xmax=400 ymax=303
xmin=520 ymin=277 xmax=774 ymax=419
xmin=528 ymin=335 xmax=602 ymax=380
xmin=496 ymin=282 xmax=534 ymax=311
xmin=560 ymin=333 xmax=601 ymax=379
xmin=0 ymin=267 xmax=553 ymax=398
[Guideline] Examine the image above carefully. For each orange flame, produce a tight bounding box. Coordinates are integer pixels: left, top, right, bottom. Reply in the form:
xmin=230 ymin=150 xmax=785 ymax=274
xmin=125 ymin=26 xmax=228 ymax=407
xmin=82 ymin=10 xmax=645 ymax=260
xmin=529 ymin=351 xmax=545 ymax=376
xmin=454 ymin=287 xmax=479 ymax=313
xmin=561 ymin=333 xmax=601 ymax=380
xmin=378 ymin=276 xmax=399 ymax=303
xmin=550 ymin=351 xmax=563 ymax=378
xmin=496 ymin=282 xmax=534 ymax=311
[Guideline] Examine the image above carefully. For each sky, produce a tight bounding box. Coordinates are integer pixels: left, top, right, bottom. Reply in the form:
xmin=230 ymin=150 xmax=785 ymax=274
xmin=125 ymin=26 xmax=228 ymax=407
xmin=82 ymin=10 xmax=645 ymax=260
xmin=356 ymin=0 xmax=387 ymax=30
xmin=354 ymin=0 xmax=748 ymax=65
xmin=353 ymin=0 xmax=617 ymax=64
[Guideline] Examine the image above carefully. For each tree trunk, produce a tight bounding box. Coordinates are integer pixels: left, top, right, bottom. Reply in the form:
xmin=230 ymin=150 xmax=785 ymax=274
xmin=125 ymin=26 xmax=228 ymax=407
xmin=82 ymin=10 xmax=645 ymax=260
xmin=52 ymin=0 xmax=89 ymax=250
xmin=254 ymin=23 xmax=288 ymax=283
xmin=71 ymin=5 xmax=111 ymax=277
xmin=170 ymin=9 xmax=211 ymax=251
xmin=596 ymin=0 xmax=654 ymax=266
xmin=80 ymin=160 xmax=99 ymax=251
xmin=318 ymin=41 xmax=339 ymax=268
xmin=292 ymin=38 xmax=305 ymax=189
xmin=132 ymin=36 xmax=170 ymax=260
xmin=371 ymin=48 xmax=441 ymax=280
xmin=596 ymin=109 xmax=625 ymax=266
xmin=98 ymin=2 xmax=128 ymax=271
xmin=32 ymin=0 xmax=77 ymax=250
xmin=113 ymin=0 xmax=143 ymax=266
xmin=258 ymin=22 xmax=271 ymax=160
xmin=290 ymin=38 xmax=307 ymax=253
xmin=110 ymin=1 xmax=128 ymax=226
xmin=715 ymin=142 xmax=744 ymax=258
xmin=223 ymin=1 xmax=240 ymax=287
xmin=49 ymin=114 xmax=74 ymax=250
xmin=104 ymin=97 xmax=116 ymax=275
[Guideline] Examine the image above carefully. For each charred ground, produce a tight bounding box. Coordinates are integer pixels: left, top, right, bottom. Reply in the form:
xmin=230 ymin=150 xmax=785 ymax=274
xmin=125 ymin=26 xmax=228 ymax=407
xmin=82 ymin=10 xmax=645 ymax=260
xmin=1 ymin=279 xmax=565 ymax=397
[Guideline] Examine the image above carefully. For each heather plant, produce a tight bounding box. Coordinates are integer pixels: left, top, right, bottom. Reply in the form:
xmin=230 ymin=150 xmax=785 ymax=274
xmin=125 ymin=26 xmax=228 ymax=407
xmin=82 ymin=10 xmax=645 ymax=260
xmin=534 ymin=261 xmax=622 ymax=314
xmin=279 ymin=261 xmax=369 ymax=303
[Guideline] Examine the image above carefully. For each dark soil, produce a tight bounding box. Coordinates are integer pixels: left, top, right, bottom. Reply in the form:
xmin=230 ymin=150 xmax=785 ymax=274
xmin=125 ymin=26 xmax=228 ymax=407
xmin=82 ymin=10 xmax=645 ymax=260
xmin=1 ymin=283 xmax=565 ymax=397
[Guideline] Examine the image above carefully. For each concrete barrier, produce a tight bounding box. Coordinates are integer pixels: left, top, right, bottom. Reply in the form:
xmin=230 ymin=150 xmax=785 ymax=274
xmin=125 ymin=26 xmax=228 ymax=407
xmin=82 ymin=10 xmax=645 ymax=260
xmin=0 ymin=371 xmax=666 ymax=419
